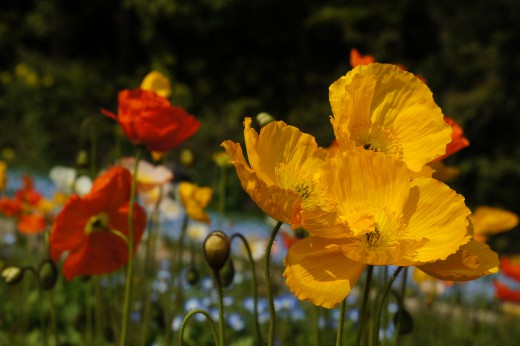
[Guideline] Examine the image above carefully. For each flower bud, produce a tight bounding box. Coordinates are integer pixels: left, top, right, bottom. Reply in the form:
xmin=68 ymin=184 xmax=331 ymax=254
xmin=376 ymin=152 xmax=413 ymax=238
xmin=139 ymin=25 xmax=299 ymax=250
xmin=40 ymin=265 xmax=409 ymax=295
xmin=256 ymin=112 xmax=275 ymax=127
xmin=393 ymin=308 xmax=414 ymax=335
xmin=180 ymin=149 xmax=194 ymax=167
xmin=220 ymin=258 xmax=235 ymax=288
xmin=1 ymin=266 xmax=24 ymax=285
xmin=38 ymin=259 xmax=58 ymax=290
xmin=76 ymin=150 xmax=89 ymax=168
xmin=203 ymin=231 xmax=230 ymax=271
xmin=186 ymin=267 xmax=199 ymax=286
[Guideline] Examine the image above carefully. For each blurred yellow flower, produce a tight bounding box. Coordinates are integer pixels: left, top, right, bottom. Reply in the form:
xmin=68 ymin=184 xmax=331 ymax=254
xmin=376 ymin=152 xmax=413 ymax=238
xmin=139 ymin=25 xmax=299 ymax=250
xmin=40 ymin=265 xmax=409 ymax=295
xmin=469 ymin=206 xmax=519 ymax=242
xmin=283 ymin=150 xmax=497 ymax=309
xmin=329 ymin=63 xmax=451 ymax=174
xmin=179 ymin=182 xmax=212 ymax=224
xmin=221 ymin=117 xmax=330 ymax=227
xmin=140 ymin=71 xmax=171 ymax=98
xmin=430 ymin=160 xmax=461 ymax=182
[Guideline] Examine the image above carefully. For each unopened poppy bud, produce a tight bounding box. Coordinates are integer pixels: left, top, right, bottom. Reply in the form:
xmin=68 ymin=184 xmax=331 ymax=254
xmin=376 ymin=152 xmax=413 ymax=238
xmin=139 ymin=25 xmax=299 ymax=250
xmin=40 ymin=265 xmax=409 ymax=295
xmin=393 ymin=308 xmax=414 ymax=335
xmin=203 ymin=231 xmax=230 ymax=271
xmin=1 ymin=266 xmax=24 ymax=285
xmin=76 ymin=150 xmax=89 ymax=168
xmin=256 ymin=112 xmax=275 ymax=127
xmin=220 ymin=258 xmax=235 ymax=288
xmin=38 ymin=259 xmax=58 ymax=290
xmin=186 ymin=267 xmax=199 ymax=286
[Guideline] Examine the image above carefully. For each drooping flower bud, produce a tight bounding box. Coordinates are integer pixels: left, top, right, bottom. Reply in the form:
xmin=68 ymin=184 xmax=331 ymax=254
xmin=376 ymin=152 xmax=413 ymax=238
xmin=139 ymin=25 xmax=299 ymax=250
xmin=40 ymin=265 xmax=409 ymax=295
xmin=186 ymin=267 xmax=199 ymax=286
xmin=393 ymin=308 xmax=414 ymax=335
xmin=203 ymin=231 xmax=230 ymax=271
xmin=1 ymin=266 xmax=25 ymax=285
xmin=38 ymin=259 xmax=59 ymax=290
xmin=76 ymin=150 xmax=89 ymax=168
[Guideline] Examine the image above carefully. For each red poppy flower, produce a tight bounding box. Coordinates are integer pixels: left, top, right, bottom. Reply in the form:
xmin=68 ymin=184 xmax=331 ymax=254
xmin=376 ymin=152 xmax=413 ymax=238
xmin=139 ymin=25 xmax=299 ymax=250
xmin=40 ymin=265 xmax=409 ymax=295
xmin=18 ymin=213 xmax=47 ymax=234
xmin=435 ymin=117 xmax=470 ymax=161
xmin=493 ymin=280 xmax=520 ymax=303
xmin=500 ymin=256 xmax=520 ymax=282
xmin=349 ymin=48 xmax=375 ymax=67
xmin=0 ymin=197 xmax=23 ymax=216
xmin=50 ymin=167 xmax=146 ymax=280
xmin=102 ymin=88 xmax=200 ymax=153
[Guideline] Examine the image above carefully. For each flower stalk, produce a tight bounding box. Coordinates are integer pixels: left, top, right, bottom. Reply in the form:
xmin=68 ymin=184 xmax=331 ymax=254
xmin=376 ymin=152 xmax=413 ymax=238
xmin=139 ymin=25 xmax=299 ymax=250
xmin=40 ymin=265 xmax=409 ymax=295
xmin=265 ymin=221 xmax=283 ymax=346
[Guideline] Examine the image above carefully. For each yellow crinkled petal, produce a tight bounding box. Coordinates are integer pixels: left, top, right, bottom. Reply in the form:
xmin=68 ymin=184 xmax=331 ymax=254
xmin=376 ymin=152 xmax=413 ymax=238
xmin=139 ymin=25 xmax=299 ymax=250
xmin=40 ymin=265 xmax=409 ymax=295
xmin=221 ymin=140 xmax=302 ymax=224
xmin=417 ymin=239 xmax=499 ymax=281
xmin=243 ymin=117 xmax=327 ymax=187
xmin=304 ymin=150 xmax=411 ymax=239
xmin=140 ymin=71 xmax=171 ymax=98
xmin=283 ymin=236 xmax=366 ymax=309
xmin=330 ymin=64 xmax=451 ymax=173
xmin=341 ymin=238 xmax=427 ymax=266
xmin=401 ymin=177 xmax=471 ymax=264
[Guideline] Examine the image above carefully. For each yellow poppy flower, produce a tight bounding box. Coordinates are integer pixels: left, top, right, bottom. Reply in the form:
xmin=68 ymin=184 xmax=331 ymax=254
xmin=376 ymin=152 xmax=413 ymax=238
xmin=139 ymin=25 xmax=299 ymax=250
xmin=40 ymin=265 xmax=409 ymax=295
xmin=469 ymin=206 xmax=519 ymax=242
xmin=0 ymin=161 xmax=6 ymax=192
xmin=179 ymin=182 xmax=212 ymax=224
xmin=283 ymin=150 xmax=495 ymax=309
xmin=329 ymin=63 xmax=452 ymax=173
xmin=140 ymin=70 xmax=171 ymax=98
xmin=221 ymin=118 xmax=331 ymax=227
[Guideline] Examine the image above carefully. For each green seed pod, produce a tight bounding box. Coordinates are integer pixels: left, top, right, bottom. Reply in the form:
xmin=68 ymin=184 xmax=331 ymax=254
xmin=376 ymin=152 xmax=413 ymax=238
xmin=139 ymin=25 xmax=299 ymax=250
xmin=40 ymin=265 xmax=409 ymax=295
xmin=1 ymin=266 xmax=25 ymax=285
xmin=393 ymin=308 xmax=414 ymax=335
xmin=203 ymin=231 xmax=230 ymax=271
xmin=220 ymin=258 xmax=235 ymax=288
xmin=186 ymin=267 xmax=199 ymax=286
xmin=38 ymin=259 xmax=59 ymax=290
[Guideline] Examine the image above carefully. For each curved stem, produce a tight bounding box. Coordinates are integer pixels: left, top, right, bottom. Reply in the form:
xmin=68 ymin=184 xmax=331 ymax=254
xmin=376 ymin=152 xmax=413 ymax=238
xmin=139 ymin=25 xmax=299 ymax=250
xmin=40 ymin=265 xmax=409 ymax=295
xmin=356 ymin=265 xmax=373 ymax=346
xmin=372 ymin=266 xmax=404 ymax=345
xmin=231 ymin=233 xmax=262 ymax=346
xmin=265 ymin=221 xmax=283 ymax=346
xmin=336 ymin=298 xmax=347 ymax=346
xmin=120 ymin=147 xmax=142 ymax=346
xmin=24 ymin=267 xmax=48 ymax=346
xmin=394 ymin=267 xmax=408 ymax=346
xmin=214 ymin=270 xmax=226 ymax=346
xmin=178 ymin=309 xmax=219 ymax=346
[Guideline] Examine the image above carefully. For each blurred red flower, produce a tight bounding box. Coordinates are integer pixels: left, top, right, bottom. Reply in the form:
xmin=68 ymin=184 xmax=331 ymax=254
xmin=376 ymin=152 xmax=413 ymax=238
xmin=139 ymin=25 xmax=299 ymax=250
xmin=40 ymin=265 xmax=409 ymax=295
xmin=102 ymin=88 xmax=199 ymax=153
xmin=500 ymin=256 xmax=520 ymax=282
xmin=493 ymin=280 xmax=520 ymax=303
xmin=49 ymin=167 xmax=146 ymax=280
xmin=349 ymin=48 xmax=375 ymax=67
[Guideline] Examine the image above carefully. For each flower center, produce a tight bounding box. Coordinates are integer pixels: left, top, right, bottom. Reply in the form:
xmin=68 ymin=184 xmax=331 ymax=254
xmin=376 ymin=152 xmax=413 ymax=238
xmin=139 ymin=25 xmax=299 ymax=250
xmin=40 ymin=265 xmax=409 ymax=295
xmin=85 ymin=212 xmax=110 ymax=234
xmin=353 ymin=125 xmax=404 ymax=161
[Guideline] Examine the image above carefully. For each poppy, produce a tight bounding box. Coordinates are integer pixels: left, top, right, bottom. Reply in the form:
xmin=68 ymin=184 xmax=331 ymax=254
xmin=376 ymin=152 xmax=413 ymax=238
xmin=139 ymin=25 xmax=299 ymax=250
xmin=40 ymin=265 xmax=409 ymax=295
xmin=494 ymin=280 xmax=520 ymax=303
xmin=349 ymin=48 xmax=375 ymax=67
xmin=435 ymin=116 xmax=470 ymax=161
xmin=329 ymin=63 xmax=452 ymax=174
xmin=49 ymin=167 xmax=146 ymax=280
xmin=469 ymin=206 xmax=519 ymax=242
xmin=283 ymin=150 xmax=498 ymax=308
xmin=500 ymin=256 xmax=520 ymax=282
xmin=102 ymin=88 xmax=199 ymax=153
xmin=179 ymin=181 xmax=213 ymax=224
xmin=221 ymin=118 xmax=331 ymax=228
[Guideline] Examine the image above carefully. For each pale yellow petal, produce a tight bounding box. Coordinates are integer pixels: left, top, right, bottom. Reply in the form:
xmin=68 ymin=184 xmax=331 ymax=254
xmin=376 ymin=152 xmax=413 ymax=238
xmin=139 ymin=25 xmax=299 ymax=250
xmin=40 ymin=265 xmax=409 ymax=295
xmin=402 ymin=177 xmax=471 ymax=263
xmin=417 ymin=239 xmax=499 ymax=281
xmin=283 ymin=236 xmax=366 ymax=309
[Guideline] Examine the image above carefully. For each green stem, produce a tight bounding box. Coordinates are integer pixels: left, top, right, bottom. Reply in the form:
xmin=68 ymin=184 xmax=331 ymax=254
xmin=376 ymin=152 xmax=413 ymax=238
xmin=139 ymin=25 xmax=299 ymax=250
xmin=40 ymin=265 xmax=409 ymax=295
xmin=49 ymin=289 xmax=60 ymax=346
xmin=394 ymin=267 xmax=408 ymax=346
xmin=231 ymin=233 xmax=262 ymax=346
xmin=119 ymin=147 xmax=142 ymax=346
xmin=313 ymin=306 xmax=320 ymax=346
xmin=214 ymin=270 xmax=226 ymax=346
xmin=178 ymin=309 xmax=219 ymax=346
xmin=356 ymin=265 xmax=374 ymax=346
xmin=372 ymin=266 xmax=404 ymax=345
xmin=24 ymin=267 xmax=48 ymax=346
xmin=336 ymin=298 xmax=347 ymax=346
xmin=265 ymin=221 xmax=283 ymax=346
xmin=218 ymin=167 xmax=227 ymax=214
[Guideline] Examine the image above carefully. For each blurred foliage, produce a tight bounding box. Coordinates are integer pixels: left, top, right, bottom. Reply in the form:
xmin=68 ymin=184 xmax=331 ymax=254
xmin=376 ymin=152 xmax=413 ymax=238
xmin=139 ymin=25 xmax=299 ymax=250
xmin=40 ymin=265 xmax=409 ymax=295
xmin=1 ymin=0 xmax=520 ymax=249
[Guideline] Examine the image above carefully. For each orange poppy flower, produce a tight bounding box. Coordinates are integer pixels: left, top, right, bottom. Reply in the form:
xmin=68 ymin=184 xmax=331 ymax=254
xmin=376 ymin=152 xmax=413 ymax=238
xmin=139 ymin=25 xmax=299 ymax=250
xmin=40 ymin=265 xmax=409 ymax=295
xmin=493 ymin=280 xmax=520 ymax=303
xmin=102 ymin=88 xmax=200 ymax=153
xmin=349 ymin=48 xmax=375 ymax=67
xmin=500 ymin=256 xmax=520 ymax=282
xmin=50 ymin=167 xmax=147 ymax=280
xmin=435 ymin=117 xmax=470 ymax=161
